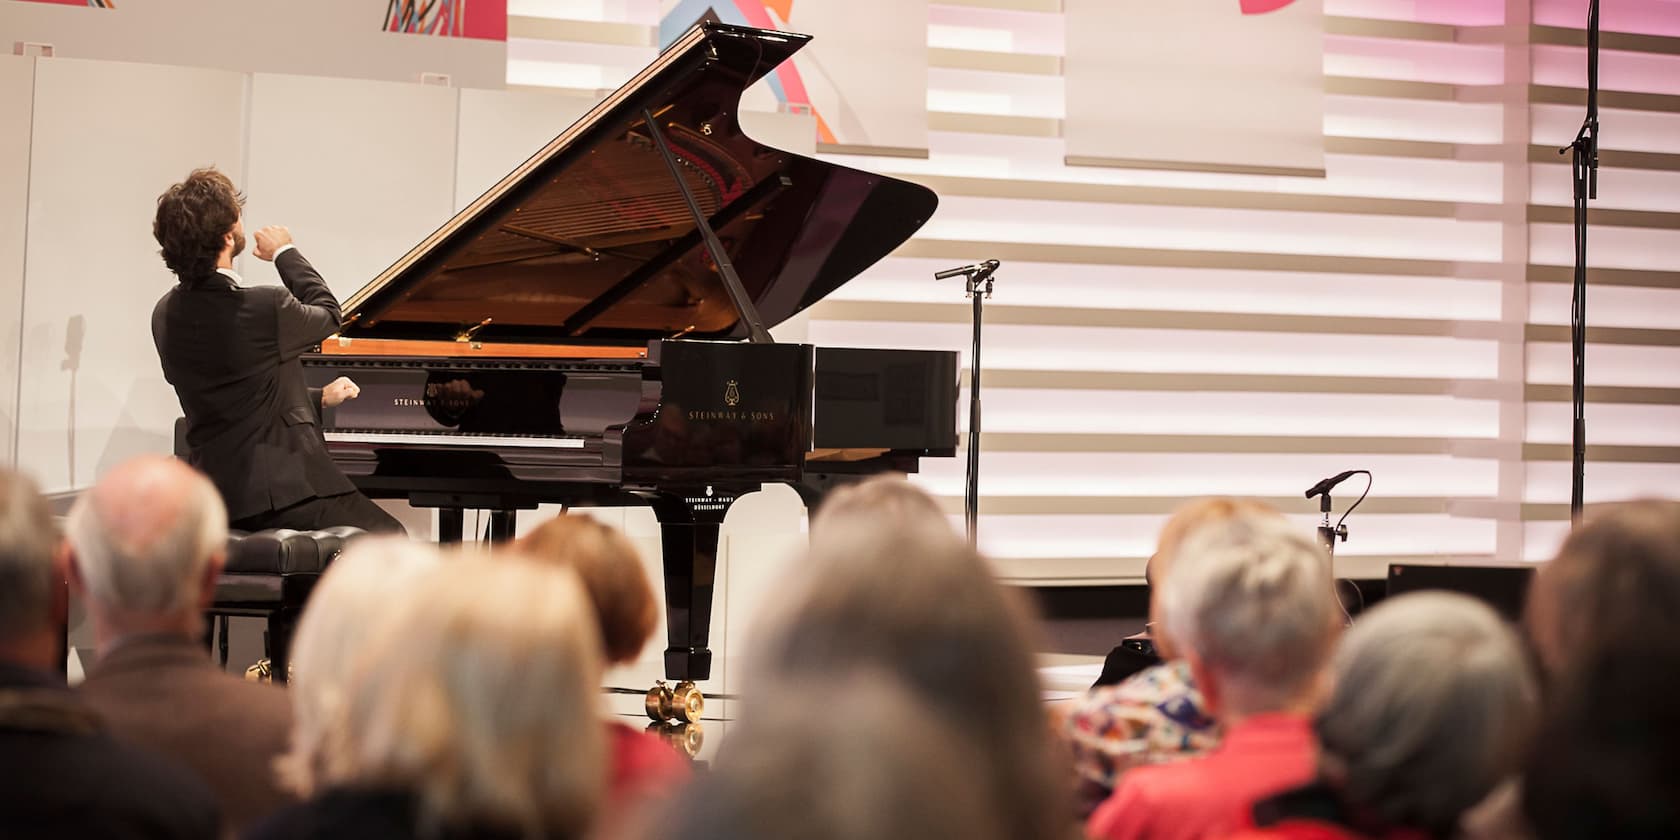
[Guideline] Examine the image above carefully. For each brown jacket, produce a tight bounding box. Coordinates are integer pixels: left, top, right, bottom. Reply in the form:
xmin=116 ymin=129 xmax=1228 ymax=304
xmin=78 ymin=634 xmax=295 ymax=835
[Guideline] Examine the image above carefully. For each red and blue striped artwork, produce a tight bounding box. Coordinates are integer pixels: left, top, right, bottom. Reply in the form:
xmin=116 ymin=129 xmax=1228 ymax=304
xmin=383 ymin=0 xmax=506 ymax=41
xmin=17 ymin=0 xmax=116 ymax=8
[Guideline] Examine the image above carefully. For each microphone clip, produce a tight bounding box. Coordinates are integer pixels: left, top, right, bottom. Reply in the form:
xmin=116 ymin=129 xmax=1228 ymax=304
xmin=935 ymin=259 xmax=1000 ymax=299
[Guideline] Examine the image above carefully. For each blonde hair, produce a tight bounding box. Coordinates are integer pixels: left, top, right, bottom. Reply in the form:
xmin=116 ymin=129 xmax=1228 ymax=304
xmin=277 ymin=537 xmax=442 ymax=795
xmin=1149 ymin=497 xmax=1281 ymax=659
xmin=313 ymin=559 xmax=606 ymax=837
xmin=755 ymin=478 xmax=1072 ymax=840
xmin=513 ymin=515 xmax=656 ymax=665
xmin=1162 ymin=512 xmax=1337 ymax=713
xmin=810 ymin=475 xmax=951 ymax=540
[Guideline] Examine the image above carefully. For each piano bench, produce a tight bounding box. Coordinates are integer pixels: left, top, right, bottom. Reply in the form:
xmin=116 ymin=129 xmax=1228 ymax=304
xmin=205 ymin=526 xmax=361 ymax=685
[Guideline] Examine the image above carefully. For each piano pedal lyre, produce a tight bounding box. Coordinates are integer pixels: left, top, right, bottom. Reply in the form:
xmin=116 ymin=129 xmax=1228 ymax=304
xmin=644 ymin=679 xmax=705 ymax=724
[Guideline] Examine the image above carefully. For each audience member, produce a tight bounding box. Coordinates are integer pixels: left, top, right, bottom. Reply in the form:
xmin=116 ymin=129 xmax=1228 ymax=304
xmin=1064 ymin=498 xmax=1279 ymax=816
xmin=248 ymin=559 xmax=606 ymax=839
xmin=1520 ymin=500 xmax=1680 ymax=840
xmin=68 ymin=455 xmax=293 ymax=833
xmin=1088 ymin=512 xmax=1338 ymax=840
xmin=1234 ymin=592 xmax=1538 ymax=840
xmin=274 ymin=536 xmax=441 ymax=796
xmin=514 ymin=515 xmax=691 ymax=817
xmin=661 ymin=669 xmax=1007 ymax=840
xmin=0 ymin=466 xmax=220 ymax=838
xmin=754 ymin=476 xmax=1075 ymax=840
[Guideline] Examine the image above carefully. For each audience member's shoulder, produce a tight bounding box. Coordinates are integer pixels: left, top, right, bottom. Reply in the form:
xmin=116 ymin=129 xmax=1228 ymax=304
xmin=1069 ymin=661 xmax=1198 ymax=728
xmin=0 ymin=730 xmax=220 ymax=839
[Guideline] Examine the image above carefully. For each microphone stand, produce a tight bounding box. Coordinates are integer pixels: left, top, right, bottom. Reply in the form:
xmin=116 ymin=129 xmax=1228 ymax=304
xmin=1563 ymin=0 xmax=1600 ymax=525
xmin=937 ymin=260 xmax=1000 ymax=546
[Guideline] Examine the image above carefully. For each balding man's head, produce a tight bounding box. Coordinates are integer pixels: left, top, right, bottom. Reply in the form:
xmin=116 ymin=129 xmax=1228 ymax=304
xmin=67 ymin=455 xmax=226 ymax=617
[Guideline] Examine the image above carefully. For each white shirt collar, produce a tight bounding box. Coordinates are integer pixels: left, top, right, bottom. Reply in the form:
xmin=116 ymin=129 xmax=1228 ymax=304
xmin=215 ymin=266 xmax=242 ymax=285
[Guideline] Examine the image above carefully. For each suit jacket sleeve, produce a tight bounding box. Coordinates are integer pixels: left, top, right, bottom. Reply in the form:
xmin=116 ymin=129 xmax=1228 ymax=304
xmin=308 ymin=387 xmax=325 ymax=425
xmin=273 ymin=248 xmax=342 ymax=360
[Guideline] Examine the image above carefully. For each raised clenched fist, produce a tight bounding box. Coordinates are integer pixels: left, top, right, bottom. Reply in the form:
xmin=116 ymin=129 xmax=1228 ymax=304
xmin=253 ymin=225 xmax=294 ymax=261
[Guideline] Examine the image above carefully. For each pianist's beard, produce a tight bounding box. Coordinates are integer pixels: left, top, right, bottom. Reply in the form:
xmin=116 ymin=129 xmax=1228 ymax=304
xmin=230 ymin=230 xmax=246 ymax=259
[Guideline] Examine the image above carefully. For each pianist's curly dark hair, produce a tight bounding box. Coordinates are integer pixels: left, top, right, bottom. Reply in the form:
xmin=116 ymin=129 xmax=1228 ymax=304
xmin=153 ymin=167 xmax=244 ymax=280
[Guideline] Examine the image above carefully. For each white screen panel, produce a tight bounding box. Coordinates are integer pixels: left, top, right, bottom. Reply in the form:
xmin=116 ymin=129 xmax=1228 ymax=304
xmin=1063 ymin=0 xmax=1325 ymax=175
xmin=242 ymin=73 xmax=459 ymax=301
xmin=456 ymin=87 xmax=600 ymax=211
xmin=0 ymin=57 xmax=33 ymax=466
xmin=19 ymin=59 xmax=247 ymax=493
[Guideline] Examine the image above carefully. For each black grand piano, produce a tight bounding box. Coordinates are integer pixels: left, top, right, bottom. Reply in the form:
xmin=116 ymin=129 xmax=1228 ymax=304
xmin=303 ymin=22 xmax=958 ymax=693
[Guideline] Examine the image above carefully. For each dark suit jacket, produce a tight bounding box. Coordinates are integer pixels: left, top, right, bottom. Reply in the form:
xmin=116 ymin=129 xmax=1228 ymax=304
xmin=78 ymin=635 xmax=296 ymax=835
xmin=153 ymin=249 xmax=354 ymax=521
xmin=0 ymin=661 xmax=221 ymax=839
xmin=246 ymin=789 xmax=530 ymax=840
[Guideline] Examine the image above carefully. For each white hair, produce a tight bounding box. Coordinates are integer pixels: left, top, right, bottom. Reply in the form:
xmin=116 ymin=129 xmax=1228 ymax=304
xmin=1316 ymin=592 xmax=1538 ymax=834
xmin=314 ymin=558 xmax=606 ymax=836
xmin=66 ymin=462 xmax=226 ymax=614
xmin=277 ymin=536 xmax=442 ymax=795
xmin=1161 ymin=512 xmax=1337 ymax=708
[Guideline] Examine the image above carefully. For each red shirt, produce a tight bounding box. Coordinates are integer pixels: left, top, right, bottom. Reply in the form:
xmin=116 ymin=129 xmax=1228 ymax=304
xmin=1088 ymin=713 xmax=1318 ymax=840
xmin=606 ymin=721 xmax=691 ymax=805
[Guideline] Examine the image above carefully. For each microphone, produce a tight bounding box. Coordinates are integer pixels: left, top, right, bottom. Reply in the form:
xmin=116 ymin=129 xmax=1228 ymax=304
xmin=1305 ymin=470 xmax=1358 ymax=499
xmin=934 ymin=259 xmax=1000 ymax=281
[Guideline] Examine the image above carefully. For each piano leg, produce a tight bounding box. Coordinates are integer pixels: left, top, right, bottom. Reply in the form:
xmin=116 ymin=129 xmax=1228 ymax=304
xmin=487 ymin=509 xmax=518 ymax=543
xmin=647 ymin=493 xmax=727 ymax=682
xmin=438 ymin=507 xmax=465 ymax=544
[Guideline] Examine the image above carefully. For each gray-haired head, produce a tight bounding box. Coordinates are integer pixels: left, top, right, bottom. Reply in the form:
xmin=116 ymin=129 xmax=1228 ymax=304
xmin=0 ymin=468 xmax=61 ymax=640
xmin=1161 ymin=512 xmax=1337 ymax=715
xmin=1316 ymin=591 xmax=1538 ymax=835
xmin=66 ymin=455 xmax=227 ymax=616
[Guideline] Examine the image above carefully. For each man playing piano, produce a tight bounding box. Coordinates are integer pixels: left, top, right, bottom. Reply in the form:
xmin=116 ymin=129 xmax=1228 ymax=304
xmin=150 ymin=167 xmax=404 ymax=535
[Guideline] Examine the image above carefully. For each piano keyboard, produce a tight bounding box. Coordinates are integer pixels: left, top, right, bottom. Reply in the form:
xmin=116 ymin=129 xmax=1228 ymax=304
xmin=323 ymin=430 xmax=587 ymax=449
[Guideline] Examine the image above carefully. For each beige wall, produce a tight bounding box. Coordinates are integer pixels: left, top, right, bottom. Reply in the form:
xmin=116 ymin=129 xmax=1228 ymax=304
xmin=1 ymin=0 xmax=505 ymax=88
xmin=0 ymin=57 xmax=32 ymax=467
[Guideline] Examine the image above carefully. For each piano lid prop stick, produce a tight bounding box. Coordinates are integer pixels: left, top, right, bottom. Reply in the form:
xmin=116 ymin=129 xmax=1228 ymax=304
xmin=640 ymin=108 xmax=774 ymax=344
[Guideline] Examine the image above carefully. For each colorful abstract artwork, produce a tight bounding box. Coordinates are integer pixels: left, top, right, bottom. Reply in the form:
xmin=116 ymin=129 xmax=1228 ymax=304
xmin=1240 ymin=0 xmax=1299 ymax=12
xmin=16 ymin=1 xmax=115 ymax=8
xmin=659 ymin=0 xmax=840 ymax=144
xmin=383 ymin=0 xmax=506 ymax=41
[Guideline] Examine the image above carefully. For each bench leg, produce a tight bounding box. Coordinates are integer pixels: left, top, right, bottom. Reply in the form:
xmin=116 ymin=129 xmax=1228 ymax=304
xmin=267 ymin=608 xmax=301 ymax=685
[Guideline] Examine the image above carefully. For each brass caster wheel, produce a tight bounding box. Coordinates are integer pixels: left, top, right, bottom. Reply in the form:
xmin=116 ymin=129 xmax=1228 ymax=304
xmin=244 ymin=658 xmax=293 ymax=684
xmin=646 ymin=720 xmax=705 ymax=758
xmin=643 ymin=680 xmax=706 ymax=724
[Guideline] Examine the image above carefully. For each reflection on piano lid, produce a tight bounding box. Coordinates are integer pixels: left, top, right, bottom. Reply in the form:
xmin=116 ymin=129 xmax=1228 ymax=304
xmin=323 ymin=431 xmax=588 ymax=449
xmin=322 ymin=21 xmax=938 ymax=353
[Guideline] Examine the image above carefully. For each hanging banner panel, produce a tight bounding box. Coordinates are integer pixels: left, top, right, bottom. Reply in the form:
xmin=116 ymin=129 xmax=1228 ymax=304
xmin=1064 ymin=0 xmax=1326 ymax=177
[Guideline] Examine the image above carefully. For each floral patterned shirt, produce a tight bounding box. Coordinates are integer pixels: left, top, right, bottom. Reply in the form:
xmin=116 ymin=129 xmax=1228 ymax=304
xmin=1063 ymin=660 xmax=1222 ymax=818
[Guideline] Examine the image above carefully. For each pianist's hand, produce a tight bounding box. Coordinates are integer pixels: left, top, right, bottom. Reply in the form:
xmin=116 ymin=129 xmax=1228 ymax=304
xmin=253 ymin=225 xmax=294 ymax=261
xmin=322 ymin=376 xmax=360 ymax=408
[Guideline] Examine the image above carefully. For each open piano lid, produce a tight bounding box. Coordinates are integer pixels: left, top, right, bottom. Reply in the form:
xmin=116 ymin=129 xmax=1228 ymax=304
xmin=335 ymin=22 xmax=938 ymax=347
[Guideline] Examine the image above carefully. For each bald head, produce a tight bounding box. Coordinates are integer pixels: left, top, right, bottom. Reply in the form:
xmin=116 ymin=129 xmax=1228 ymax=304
xmin=67 ymin=455 xmax=226 ymax=616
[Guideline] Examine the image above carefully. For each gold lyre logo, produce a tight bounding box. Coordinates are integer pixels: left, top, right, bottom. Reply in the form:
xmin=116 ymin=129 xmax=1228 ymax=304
xmin=724 ymin=380 xmax=740 ymax=407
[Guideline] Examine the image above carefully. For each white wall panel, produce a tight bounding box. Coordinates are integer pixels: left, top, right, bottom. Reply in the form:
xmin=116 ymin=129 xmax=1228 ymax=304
xmin=0 ymin=57 xmax=34 ymax=467
xmin=809 ymin=320 xmax=1501 ymax=380
xmin=916 ymin=453 xmax=1497 ymax=499
xmin=19 ymin=58 xmax=247 ymax=493
xmin=0 ymin=0 xmax=505 ymax=88
xmin=456 ymin=87 xmax=600 ymax=211
xmin=836 ymin=259 xmax=1505 ymax=321
xmin=242 ymin=73 xmax=459 ymax=301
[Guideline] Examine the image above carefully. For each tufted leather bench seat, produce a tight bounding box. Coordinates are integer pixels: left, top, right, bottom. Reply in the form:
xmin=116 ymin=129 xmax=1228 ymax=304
xmin=207 ymin=526 xmax=362 ymax=684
